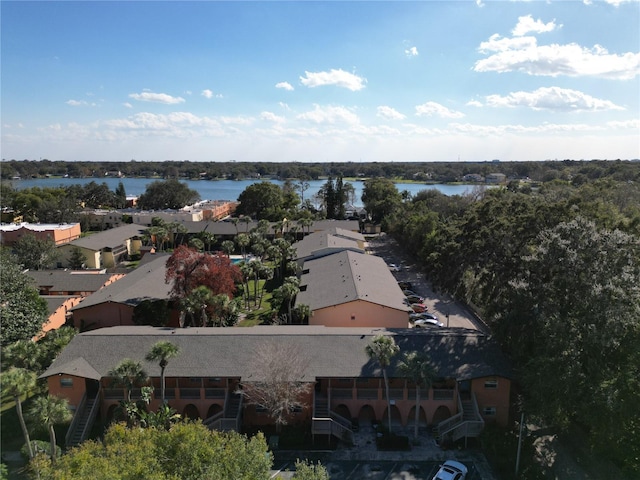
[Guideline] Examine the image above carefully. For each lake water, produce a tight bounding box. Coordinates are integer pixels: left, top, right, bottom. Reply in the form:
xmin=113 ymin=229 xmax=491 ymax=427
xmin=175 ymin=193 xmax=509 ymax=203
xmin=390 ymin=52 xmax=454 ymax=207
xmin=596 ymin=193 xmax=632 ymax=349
xmin=10 ymin=177 xmax=478 ymax=207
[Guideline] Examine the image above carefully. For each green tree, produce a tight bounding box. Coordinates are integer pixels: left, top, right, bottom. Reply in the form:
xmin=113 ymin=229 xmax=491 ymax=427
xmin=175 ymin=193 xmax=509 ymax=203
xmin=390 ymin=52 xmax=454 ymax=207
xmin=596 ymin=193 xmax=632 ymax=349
xmin=397 ymin=351 xmax=436 ymax=440
xmin=109 ymin=359 xmax=148 ymax=403
xmin=236 ymin=181 xmax=287 ymax=221
xmin=114 ymin=181 xmax=127 ymax=209
xmin=1 ymin=368 xmax=37 ymax=459
xmin=68 ymin=246 xmax=87 ymax=270
xmin=146 ymin=341 xmax=180 ymax=404
xmin=0 ymin=251 xmax=49 ymax=346
xmin=132 ymin=300 xmax=170 ymax=327
xmin=221 ymin=240 xmax=235 ymax=257
xmin=292 ymin=459 xmax=330 ymax=479
xmin=361 ymin=178 xmax=402 ymax=223
xmin=12 ymin=234 xmax=60 ymax=270
xmin=27 ymin=395 xmax=72 ymax=463
xmin=365 ymin=335 xmax=399 ymax=433
xmin=181 ymin=285 xmax=216 ymax=327
xmin=30 ymin=422 xmax=272 ymax=480
xmin=137 ymin=179 xmax=200 ymax=210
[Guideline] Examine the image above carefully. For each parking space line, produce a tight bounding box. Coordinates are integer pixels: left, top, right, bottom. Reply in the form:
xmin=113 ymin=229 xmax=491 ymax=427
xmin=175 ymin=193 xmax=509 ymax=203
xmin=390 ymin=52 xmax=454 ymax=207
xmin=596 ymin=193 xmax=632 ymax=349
xmin=345 ymin=464 xmax=361 ymax=479
xmin=383 ymin=462 xmax=397 ymax=479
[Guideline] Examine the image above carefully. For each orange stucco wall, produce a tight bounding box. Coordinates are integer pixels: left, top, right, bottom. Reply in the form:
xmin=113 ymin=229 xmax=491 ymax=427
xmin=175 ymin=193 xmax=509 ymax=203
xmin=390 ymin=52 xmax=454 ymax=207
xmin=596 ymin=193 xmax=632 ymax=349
xmin=471 ymin=376 xmax=511 ymax=426
xmin=1 ymin=224 xmax=81 ymax=246
xmin=309 ymin=300 xmax=409 ymax=328
xmin=72 ymin=303 xmax=135 ymax=330
xmin=47 ymin=375 xmax=87 ymax=408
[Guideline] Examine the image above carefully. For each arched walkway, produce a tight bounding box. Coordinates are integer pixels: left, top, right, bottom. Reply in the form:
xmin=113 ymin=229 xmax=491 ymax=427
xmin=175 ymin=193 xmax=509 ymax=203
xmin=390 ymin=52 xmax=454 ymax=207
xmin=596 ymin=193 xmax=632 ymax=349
xmin=105 ymin=404 xmax=120 ymax=424
xmin=206 ymin=403 xmax=223 ymax=419
xmin=183 ymin=404 xmax=200 ymax=420
xmin=357 ymin=405 xmax=376 ymax=427
xmin=432 ymin=405 xmax=452 ymax=425
xmin=382 ymin=405 xmax=403 ymax=427
xmin=407 ymin=406 xmax=428 ymax=428
xmin=334 ymin=404 xmax=351 ymax=421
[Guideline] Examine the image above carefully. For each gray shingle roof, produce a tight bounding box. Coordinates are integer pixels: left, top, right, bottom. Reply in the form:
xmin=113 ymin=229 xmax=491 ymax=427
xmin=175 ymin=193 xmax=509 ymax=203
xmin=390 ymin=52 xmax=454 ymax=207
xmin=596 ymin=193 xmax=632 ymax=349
xmin=71 ymin=254 xmax=172 ymax=310
xmin=296 ymin=250 xmax=409 ymax=312
xmin=70 ymin=224 xmax=146 ymax=251
xmin=293 ymin=231 xmax=364 ymax=260
xmin=42 ymin=295 xmax=76 ymax=314
xmin=40 ymin=326 xmax=513 ymax=382
xmin=26 ymin=270 xmax=115 ymax=293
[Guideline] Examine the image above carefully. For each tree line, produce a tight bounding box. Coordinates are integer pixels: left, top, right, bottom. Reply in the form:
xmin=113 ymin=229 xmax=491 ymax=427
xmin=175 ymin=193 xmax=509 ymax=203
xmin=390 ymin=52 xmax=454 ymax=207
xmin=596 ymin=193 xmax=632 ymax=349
xmin=2 ymin=159 xmax=639 ymax=184
xmin=367 ymin=177 xmax=640 ymax=474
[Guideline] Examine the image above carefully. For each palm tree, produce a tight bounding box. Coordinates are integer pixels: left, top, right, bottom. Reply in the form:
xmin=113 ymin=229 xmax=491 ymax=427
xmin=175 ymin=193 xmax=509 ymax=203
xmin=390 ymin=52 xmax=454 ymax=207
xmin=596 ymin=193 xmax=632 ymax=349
xmin=146 ymin=341 xmax=180 ymax=404
xmin=28 ymin=395 xmax=72 ymax=463
xmin=236 ymin=233 xmax=250 ymax=260
xmin=281 ymin=276 xmax=300 ymax=324
xmin=365 ymin=335 xmax=399 ymax=434
xmin=2 ymin=368 xmax=37 ymax=459
xmin=398 ymin=351 xmax=437 ymax=439
xmin=182 ymin=285 xmax=216 ymax=327
xmin=109 ymin=359 xmax=148 ymax=403
xmin=221 ymin=240 xmax=235 ymax=257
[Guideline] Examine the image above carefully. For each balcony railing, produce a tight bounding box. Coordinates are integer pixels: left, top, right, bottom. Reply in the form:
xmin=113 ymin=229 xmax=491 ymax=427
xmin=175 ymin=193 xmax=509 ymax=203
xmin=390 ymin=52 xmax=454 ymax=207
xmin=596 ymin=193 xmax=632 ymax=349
xmin=179 ymin=388 xmax=201 ymax=399
xmin=331 ymin=388 xmax=352 ymax=399
xmin=356 ymin=388 xmax=378 ymax=400
xmin=433 ymin=388 xmax=455 ymax=400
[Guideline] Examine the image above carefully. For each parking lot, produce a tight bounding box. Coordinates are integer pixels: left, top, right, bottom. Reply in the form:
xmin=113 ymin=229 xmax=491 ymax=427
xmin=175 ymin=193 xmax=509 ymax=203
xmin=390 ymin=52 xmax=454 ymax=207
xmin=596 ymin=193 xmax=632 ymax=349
xmin=271 ymin=459 xmax=482 ymax=479
xmin=365 ymin=234 xmax=486 ymax=332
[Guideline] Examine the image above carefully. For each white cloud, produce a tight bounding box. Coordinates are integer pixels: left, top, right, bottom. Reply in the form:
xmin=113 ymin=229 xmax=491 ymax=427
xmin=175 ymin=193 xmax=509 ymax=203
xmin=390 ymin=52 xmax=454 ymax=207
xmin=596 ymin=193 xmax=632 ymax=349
xmin=123 ymin=102 xmax=133 ymax=109
xmin=297 ymin=104 xmax=360 ymax=125
xmin=415 ymin=101 xmax=465 ymax=119
xmin=476 ymin=0 xmax=485 ymax=7
xmin=377 ymin=106 xmax=406 ymax=120
xmin=512 ymin=15 xmax=560 ymax=36
xmin=260 ymin=111 xmax=286 ymax=124
xmin=299 ymin=69 xmax=366 ymax=91
xmin=279 ymin=102 xmax=291 ymax=111
xmin=201 ymin=89 xmax=214 ymax=99
xmin=604 ymin=0 xmax=640 ymax=6
xmin=128 ymin=92 xmax=185 ymax=104
xmin=276 ymin=82 xmax=294 ymax=91
xmin=476 ymin=31 xmax=639 ymax=79
xmin=466 ymin=100 xmax=484 ymax=108
xmin=405 ymin=46 xmax=419 ymax=57
xmin=66 ymin=99 xmax=96 ymax=107
xmin=484 ymin=86 xmax=625 ymax=112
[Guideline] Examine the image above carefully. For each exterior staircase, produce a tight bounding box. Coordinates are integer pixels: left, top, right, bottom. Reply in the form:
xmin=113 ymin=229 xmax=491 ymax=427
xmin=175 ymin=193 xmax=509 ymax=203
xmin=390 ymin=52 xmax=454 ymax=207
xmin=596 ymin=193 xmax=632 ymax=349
xmin=204 ymin=391 xmax=243 ymax=432
xmin=311 ymin=394 xmax=353 ymax=445
xmin=436 ymin=392 xmax=484 ymax=444
xmin=66 ymin=392 xmax=100 ymax=447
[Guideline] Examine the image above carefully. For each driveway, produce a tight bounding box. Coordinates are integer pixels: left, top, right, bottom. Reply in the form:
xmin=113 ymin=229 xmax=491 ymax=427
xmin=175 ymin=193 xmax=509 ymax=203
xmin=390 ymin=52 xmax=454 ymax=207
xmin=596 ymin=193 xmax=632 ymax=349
xmin=365 ymin=234 xmax=486 ymax=332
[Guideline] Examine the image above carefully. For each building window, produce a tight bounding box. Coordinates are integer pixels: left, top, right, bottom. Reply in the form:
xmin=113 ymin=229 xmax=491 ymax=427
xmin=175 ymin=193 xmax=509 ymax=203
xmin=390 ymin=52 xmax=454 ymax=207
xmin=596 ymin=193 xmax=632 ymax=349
xmin=484 ymin=379 xmax=498 ymax=389
xmin=483 ymin=407 xmax=496 ymax=416
xmin=255 ymin=405 xmax=267 ymax=413
xmin=60 ymin=378 xmax=73 ymax=388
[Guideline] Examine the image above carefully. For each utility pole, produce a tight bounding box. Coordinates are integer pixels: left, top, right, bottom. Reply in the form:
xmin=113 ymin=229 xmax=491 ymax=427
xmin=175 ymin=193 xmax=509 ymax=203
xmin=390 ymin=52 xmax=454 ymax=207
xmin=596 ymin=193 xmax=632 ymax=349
xmin=515 ymin=411 xmax=525 ymax=477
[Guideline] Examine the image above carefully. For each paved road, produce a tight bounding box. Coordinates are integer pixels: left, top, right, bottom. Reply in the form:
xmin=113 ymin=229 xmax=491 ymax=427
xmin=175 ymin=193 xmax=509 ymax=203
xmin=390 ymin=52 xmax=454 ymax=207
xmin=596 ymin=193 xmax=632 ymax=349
xmin=366 ymin=234 xmax=486 ymax=332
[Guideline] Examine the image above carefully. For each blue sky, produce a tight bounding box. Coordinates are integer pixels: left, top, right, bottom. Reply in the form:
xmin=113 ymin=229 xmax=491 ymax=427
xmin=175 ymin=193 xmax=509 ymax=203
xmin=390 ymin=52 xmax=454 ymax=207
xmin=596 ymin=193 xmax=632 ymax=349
xmin=2 ymin=0 xmax=639 ymax=162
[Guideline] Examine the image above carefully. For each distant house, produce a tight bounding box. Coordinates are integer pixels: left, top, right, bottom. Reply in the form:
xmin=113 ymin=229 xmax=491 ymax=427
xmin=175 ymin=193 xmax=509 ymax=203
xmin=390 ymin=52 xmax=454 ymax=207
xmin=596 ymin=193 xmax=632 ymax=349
xmin=41 ymin=326 xmax=512 ymax=446
xmin=296 ymin=250 xmax=410 ymax=328
xmin=57 ymin=224 xmax=145 ymax=269
xmin=462 ymin=174 xmax=484 ymax=183
xmin=485 ymin=173 xmax=506 ymax=184
xmin=0 ymin=222 xmax=81 ymax=247
xmin=69 ymin=254 xmax=174 ymax=330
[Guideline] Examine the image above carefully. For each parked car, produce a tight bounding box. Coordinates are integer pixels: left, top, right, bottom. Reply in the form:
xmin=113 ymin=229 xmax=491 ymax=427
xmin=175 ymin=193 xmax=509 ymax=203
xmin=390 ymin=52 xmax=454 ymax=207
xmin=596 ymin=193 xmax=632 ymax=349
xmin=402 ymin=289 xmax=420 ymax=297
xmin=397 ymin=281 xmax=413 ymax=290
xmin=409 ymin=303 xmax=427 ymax=313
xmin=388 ymin=263 xmax=401 ymax=272
xmin=405 ymin=294 xmax=424 ymax=304
xmin=414 ymin=318 xmax=444 ymax=328
xmin=432 ymin=460 xmax=468 ymax=480
xmin=409 ymin=312 xmax=438 ymax=321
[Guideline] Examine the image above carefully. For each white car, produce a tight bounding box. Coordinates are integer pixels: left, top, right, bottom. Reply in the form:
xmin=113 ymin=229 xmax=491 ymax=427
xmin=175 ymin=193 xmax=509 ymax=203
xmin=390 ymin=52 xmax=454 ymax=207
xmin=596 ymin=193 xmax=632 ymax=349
xmin=432 ymin=460 xmax=468 ymax=480
xmin=388 ymin=263 xmax=401 ymax=272
xmin=414 ymin=318 xmax=444 ymax=328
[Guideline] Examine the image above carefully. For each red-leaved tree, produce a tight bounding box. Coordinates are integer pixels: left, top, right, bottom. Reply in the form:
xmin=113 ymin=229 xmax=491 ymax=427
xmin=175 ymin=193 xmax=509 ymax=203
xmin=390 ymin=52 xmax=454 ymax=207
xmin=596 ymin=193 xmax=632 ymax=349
xmin=165 ymin=246 xmax=241 ymax=300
